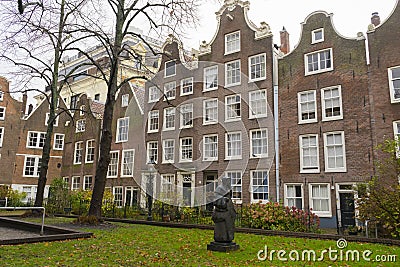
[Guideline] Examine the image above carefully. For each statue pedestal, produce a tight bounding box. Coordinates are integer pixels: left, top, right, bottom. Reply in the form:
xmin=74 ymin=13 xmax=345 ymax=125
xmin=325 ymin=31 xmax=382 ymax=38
xmin=207 ymin=241 xmax=240 ymax=252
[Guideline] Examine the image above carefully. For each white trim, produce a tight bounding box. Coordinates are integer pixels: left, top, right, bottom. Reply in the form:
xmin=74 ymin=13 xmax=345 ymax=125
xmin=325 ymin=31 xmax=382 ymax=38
xmin=0 ymin=106 xmax=5 ymax=120
xmin=203 ymin=65 xmax=218 ymax=92
xmin=179 ymin=137 xmax=193 ymax=163
xmin=225 ymin=59 xmax=241 ymax=87
xmin=147 ymin=141 xmax=158 ymax=164
xmin=299 ymin=134 xmax=320 ymax=173
xmin=304 ymin=48 xmax=333 ymax=76
xmin=163 ymin=107 xmax=176 ymax=131
xmin=224 ymin=30 xmax=241 ymax=55
xmin=180 ymin=77 xmax=194 ymax=96
xmin=113 ymin=186 xmax=124 ymax=208
xmin=76 ymin=119 xmax=86 ymax=133
xmin=179 ymin=103 xmax=193 ymax=129
xmin=73 ymin=141 xmax=83 ymax=165
xmin=163 ymin=81 xmax=176 ymax=101
xmin=311 ymin=28 xmax=324 ymax=44
xmin=177 ymin=172 xmax=195 ymax=207
xmin=83 ymin=175 xmax=93 ymax=190
xmin=225 ymin=170 xmax=242 ymax=203
xmin=225 ymin=131 xmax=242 ymax=160
xmin=164 ymin=60 xmax=176 ymax=78
xmin=203 ymin=98 xmax=218 ymax=125
xmin=53 ymin=133 xmax=65 ymax=150
xmin=309 ymin=183 xmax=332 ymax=217
xmin=16 ymin=153 xmax=62 ymax=159
xmin=248 ymin=53 xmax=266 ymax=82
xmin=323 ymin=131 xmax=347 ymax=173
xmin=394 ymin=120 xmax=400 ymax=158
xmin=148 ymin=86 xmax=160 ymax=103
xmin=388 ymin=66 xmax=400 ymax=103
xmin=116 ymin=117 xmax=129 ymax=143
xmin=250 ymin=128 xmax=268 ymax=158
xmin=121 ymin=149 xmax=135 ymax=177
xmin=203 ymin=134 xmax=218 ymax=161
xmin=298 ymin=90 xmax=317 ymax=124
xmin=26 ymin=131 xmax=46 ymax=149
xmin=107 ymin=150 xmax=120 ymax=178
xmin=85 ymin=139 xmax=96 ymax=163
xmin=121 ymin=94 xmax=129 ymax=107
xmin=45 ymin=113 xmax=59 ymax=127
xmin=250 ymin=170 xmax=269 ymax=204
xmin=162 ymin=139 xmax=175 ymax=164
xmin=71 ymin=176 xmax=81 ymax=191
xmin=23 ymin=155 xmax=41 ymax=177
xmin=249 ymin=89 xmax=268 ymax=119
xmin=79 ymin=105 xmax=85 ymax=116
xmin=225 ymin=94 xmax=241 ymax=122
xmin=0 ymin=127 xmax=4 ymax=147
xmin=321 ymin=85 xmax=343 ymax=121
xmin=147 ymin=110 xmax=159 ymax=133
xmin=0 ymin=91 xmax=3 ymax=101
xmin=284 ymin=183 xmax=304 ymax=209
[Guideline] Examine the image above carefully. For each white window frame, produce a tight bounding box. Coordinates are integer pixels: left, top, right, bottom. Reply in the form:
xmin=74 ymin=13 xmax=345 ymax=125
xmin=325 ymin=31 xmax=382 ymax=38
xmin=311 ymin=28 xmax=324 ymax=44
xmin=27 ymin=131 xmax=46 ymax=149
xmin=113 ymin=186 xmax=124 ymax=208
xmin=298 ymin=90 xmax=317 ymax=124
xmin=162 ymin=139 xmax=175 ymax=164
xmin=0 ymin=91 xmax=3 ymax=101
xmin=203 ymin=98 xmax=218 ymax=125
xmin=76 ymin=119 xmax=86 ymax=133
xmin=23 ymin=155 xmax=41 ymax=177
xmin=116 ymin=117 xmax=129 ymax=143
xmin=121 ymin=149 xmax=135 ymax=177
xmin=85 ymin=139 xmax=95 ymax=163
xmin=250 ymin=170 xmax=269 ymax=203
xmin=249 ymin=89 xmax=267 ymax=119
xmin=180 ymin=77 xmax=193 ymax=96
xmin=79 ymin=105 xmax=85 ymax=116
xmin=225 ymin=94 xmax=241 ymax=122
xmin=203 ymin=134 xmax=218 ymax=161
xmin=180 ymin=137 xmax=193 ymax=162
xmin=148 ymin=86 xmax=160 ymax=103
xmin=74 ymin=141 xmax=83 ymax=165
xmin=323 ymin=131 xmax=347 ymax=172
xmin=225 ymin=30 xmax=240 ymax=55
xmin=164 ymin=60 xmax=176 ymax=77
xmin=0 ymin=107 xmax=5 ymax=120
xmin=163 ymin=107 xmax=175 ymax=131
xmin=250 ymin=129 xmax=268 ymax=158
xmin=121 ymin=94 xmax=129 ymax=107
xmin=225 ymin=60 xmax=241 ymax=87
xmin=304 ymin=48 xmax=333 ymax=75
xmin=179 ymin=103 xmax=193 ymax=129
xmin=299 ymin=134 xmax=320 ymax=173
xmin=147 ymin=141 xmax=158 ymax=164
xmin=147 ymin=110 xmax=159 ymax=133
xmin=225 ymin=132 xmax=242 ymax=160
xmin=248 ymin=53 xmax=266 ymax=82
xmin=161 ymin=174 xmax=175 ymax=200
xmin=321 ymin=85 xmax=343 ymax=121
xmin=71 ymin=176 xmax=80 ymax=191
xmin=203 ymin=66 xmax=218 ymax=92
xmin=163 ymin=81 xmax=176 ymax=101
xmin=107 ymin=150 xmax=119 ymax=178
xmin=393 ymin=121 xmax=400 ymax=158
xmin=0 ymin=127 xmax=4 ymax=147
xmin=388 ymin=66 xmax=400 ymax=103
xmin=45 ymin=113 xmax=59 ymax=126
xmin=226 ymin=171 xmax=242 ymax=202
xmin=284 ymin=184 xmax=304 ymax=209
xmin=83 ymin=175 xmax=93 ymax=190
xmin=309 ymin=183 xmax=332 ymax=217
xmin=53 ymin=133 xmax=64 ymax=150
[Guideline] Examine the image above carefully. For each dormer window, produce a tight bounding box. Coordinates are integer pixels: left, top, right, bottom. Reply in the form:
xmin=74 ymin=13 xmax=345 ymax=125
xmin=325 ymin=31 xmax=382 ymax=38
xmin=165 ymin=60 xmax=176 ymax=77
xmin=0 ymin=91 xmax=3 ymax=101
xmin=225 ymin=31 xmax=240 ymax=55
xmin=312 ymin=28 xmax=324 ymax=44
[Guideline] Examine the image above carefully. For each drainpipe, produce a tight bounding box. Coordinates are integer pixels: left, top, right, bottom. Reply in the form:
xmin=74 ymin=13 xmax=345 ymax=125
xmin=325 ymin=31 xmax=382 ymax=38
xmin=274 ymin=84 xmax=280 ymax=202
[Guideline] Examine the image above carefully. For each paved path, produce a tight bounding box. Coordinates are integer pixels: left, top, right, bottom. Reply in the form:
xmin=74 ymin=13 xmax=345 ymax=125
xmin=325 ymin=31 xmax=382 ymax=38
xmin=0 ymin=226 xmax=41 ymax=240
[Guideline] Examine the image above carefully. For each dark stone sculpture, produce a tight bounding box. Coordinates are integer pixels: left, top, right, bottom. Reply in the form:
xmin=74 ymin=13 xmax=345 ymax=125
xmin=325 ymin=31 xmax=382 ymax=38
xmin=207 ymin=177 xmax=240 ymax=252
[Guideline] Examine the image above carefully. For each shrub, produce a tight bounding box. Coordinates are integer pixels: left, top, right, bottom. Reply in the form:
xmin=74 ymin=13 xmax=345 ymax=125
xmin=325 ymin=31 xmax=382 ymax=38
xmin=46 ymin=178 xmax=69 ymax=214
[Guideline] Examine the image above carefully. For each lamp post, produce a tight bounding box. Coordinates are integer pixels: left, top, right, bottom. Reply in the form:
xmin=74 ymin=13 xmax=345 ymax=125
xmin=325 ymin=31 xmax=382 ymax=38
xmin=147 ymin=160 xmax=155 ymax=221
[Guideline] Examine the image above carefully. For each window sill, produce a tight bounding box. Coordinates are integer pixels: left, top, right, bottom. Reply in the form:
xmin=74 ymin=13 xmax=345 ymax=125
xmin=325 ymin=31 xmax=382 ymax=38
xmin=249 ymin=114 xmax=268 ymax=119
xmin=325 ymin=168 xmax=347 ymax=173
xmin=203 ymin=158 xmax=218 ymax=162
xmin=181 ymin=92 xmax=194 ymax=97
xmin=300 ymin=169 xmax=320 ymax=174
xmin=163 ymin=128 xmax=175 ymax=132
xmin=225 ymin=157 xmax=242 ymax=161
xmin=203 ymin=87 xmax=218 ymax=92
xmin=298 ymin=119 xmax=318 ymax=125
xmin=203 ymin=121 xmax=218 ymax=126
xmin=305 ymin=68 xmax=333 ymax=76
xmin=180 ymin=126 xmax=193 ymax=130
xmin=225 ymin=118 xmax=241 ymax=123
xmin=322 ymin=116 xmax=343 ymax=122
xmin=224 ymin=82 xmax=241 ymax=88
xmin=250 ymin=155 xmax=268 ymax=159
xmin=115 ymin=140 xmax=128 ymax=144
xmin=147 ymin=130 xmax=159 ymax=134
xmin=248 ymin=77 xmax=266 ymax=83
xmin=312 ymin=212 xmax=332 ymax=218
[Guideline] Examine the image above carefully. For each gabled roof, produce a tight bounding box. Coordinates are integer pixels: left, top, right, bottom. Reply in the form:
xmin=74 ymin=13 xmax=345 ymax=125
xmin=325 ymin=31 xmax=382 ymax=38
xmin=129 ymin=82 xmax=144 ymax=115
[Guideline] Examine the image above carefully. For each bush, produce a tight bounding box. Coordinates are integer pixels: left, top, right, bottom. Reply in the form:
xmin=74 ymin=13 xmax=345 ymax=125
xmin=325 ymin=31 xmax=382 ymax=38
xmin=70 ymin=189 xmax=114 ymax=216
xmin=46 ymin=178 xmax=69 ymax=214
xmin=0 ymin=185 xmax=27 ymax=207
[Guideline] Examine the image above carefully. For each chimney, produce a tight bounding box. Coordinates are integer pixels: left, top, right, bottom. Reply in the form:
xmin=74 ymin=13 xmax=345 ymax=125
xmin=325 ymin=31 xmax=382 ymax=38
xmin=371 ymin=12 xmax=381 ymax=27
xmin=28 ymin=104 xmax=33 ymax=115
xmin=280 ymin=27 xmax=290 ymax=54
xmin=21 ymin=92 xmax=27 ymax=116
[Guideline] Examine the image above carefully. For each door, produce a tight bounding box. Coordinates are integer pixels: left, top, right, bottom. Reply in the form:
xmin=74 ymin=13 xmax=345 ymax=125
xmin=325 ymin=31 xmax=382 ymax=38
xmin=340 ymin=192 xmax=355 ymax=228
xmin=183 ymin=183 xmax=192 ymax=206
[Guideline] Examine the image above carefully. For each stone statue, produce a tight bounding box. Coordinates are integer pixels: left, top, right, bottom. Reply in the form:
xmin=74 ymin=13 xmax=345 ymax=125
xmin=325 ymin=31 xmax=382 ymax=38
xmin=207 ymin=177 xmax=240 ymax=252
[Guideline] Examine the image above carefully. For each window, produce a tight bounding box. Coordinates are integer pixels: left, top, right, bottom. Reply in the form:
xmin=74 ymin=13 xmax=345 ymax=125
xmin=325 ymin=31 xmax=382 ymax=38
xmin=305 ymin=48 xmax=333 ymax=75
xmin=203 ymin=99 xmax=218 ymax=125
xmin=63 ymin=177 xmax=69 ymax=185
xmin=249 ymin=90 xmax=267 ymax=118
xmin=204 ymin=66 xmax=218 ymax=91
xmin=322 ymin=86 xmax=342 ymax=121
xmin=71 ymin=177 xmax=80 ymax=191
xmin=250 ymin=129 xmax=268 ymax=158
xmin=311 ymin=28 xmax=324 ymax=44
xmin=324 ymin=132 xmax=346 ymax=172
xmin=226 ymin=171 xmax=242 ymax=200
xmin=225 ymin=132 xmax=242 ymax=160
xmin=225 ymin=94 xmax=241 ymax=121
xmin=86 ymin=139 xmax=95 ymax=163
xmin=122 ymin=149 xmax=134 ymax=176
xmin=113 ymin=186 xmax=123 ymax=207
xmin=22 ymin=186 xmax=37 ymax=203
xmin=285 ymin=184 xmax=303 ymax=209
xmin=164 ymin=81 xmax=176 ymax=100
xmin=300 ymin=134 xmax=319 ymax=173
xmin=393 ymin=121 xmax=400 ymax=157
xmin=0 ymin=127 xmax=3 ymax=147
xmin=251 ymin=170 xmax=269 ymax=202
xmin=203 ymin=135 xmax=218 ymax=161
xmin=76 ymin=119 xmax=86 ymax=133
xmin=180 ymin=137 xmax=193 ymax=162
xmin=181 ymin=77 xmax=193 ymax=96
xmin=70 ymin=95 xmax=79 ymax=110
xmin=83 ymin=176 xmax=93 ymax=190
xmin=24 ymin=156 xmax=41 ymax=177
xmin=225 ymin=60 xmax=241 ymax=87
xmin=27 ymin=131 xmax=46 ymax=149
xmin=94 ymin=94 xmax=100 ymax=101
xmin=180 ymin=103 xmax=193 ymax=128
xmin=298 ymin=90 xmax=317 ymax=124
xmin=388 ymin=66 xmax=400 ymax=103
xmin=225 ymin=31 xmax=240 ymax=54
xmin=45 ymin=113 xmax=59 ymax=126
xmin=161 ymin=174 xmax=175 ymax=200
xmin=53 ymin=134 xmax=64 ymax=150
xmin=80 ymin=105 xmax=85 ymax=116
xmin=165 ymin=60 xmax=176 ymax=77
xmin=0 ymin=91 xmax=3 ymax=101
xmin=148 ymin=110 xmax=159 ymax=133
xmin=249 ymin=54 xmax=266 ymax=81
xmin=309 ymin=184 xmax=331 ymax=217
xmin=149 ymin=86 xmax=160 ymax=103
xmin=147 ymin=141 xmax=158 ymax=163
xmin=107 ymin=151 xmax=119 ymax=178
xmin=0 ymin=107 xmax=5 ymax=120
xmin=121 ymin=94 xmax=129 ymax=107
xmin=116 ymin=117 xmax=129 ymax=142
xmin=162 ymin=139 xmax=175 ymax=163
xmin=74 ymin=141 xmax=83 ymax=164
xmin=163 ymin=107 xmax=175 ymax=131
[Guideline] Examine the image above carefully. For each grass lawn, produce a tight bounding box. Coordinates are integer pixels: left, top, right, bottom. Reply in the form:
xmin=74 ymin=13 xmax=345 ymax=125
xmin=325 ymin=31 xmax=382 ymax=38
xmin=0 ymin=217 xmax=399 ymax=266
